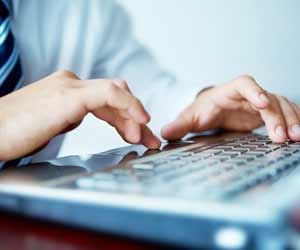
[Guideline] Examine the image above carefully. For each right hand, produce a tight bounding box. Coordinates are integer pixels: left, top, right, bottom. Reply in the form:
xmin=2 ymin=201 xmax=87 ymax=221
xmin=162 ymin=75 xmax=300 ymax=143
xmin=0 ymin=70 xmax=161 ymax=161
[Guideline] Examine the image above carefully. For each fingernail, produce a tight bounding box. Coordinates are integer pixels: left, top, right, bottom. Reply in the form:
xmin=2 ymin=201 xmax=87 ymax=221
xmin=275 ymin=126 xmax=286 ymax=138
xmin=150 ymin=136 xmax=161 ymax=149
xmin=291 ymin=124 xmax=300 ymax=135
xmin=258 ymin=93 xmax=270 ymax=105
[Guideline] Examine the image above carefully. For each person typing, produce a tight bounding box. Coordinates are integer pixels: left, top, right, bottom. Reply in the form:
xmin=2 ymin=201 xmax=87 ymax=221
xmin=0 ymin=0 xmax=299 ymax=164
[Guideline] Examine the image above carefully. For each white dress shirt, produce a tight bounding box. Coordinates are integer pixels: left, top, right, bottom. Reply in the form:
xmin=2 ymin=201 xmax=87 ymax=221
xmin=9 ymin=0 xmax=205 ymax=161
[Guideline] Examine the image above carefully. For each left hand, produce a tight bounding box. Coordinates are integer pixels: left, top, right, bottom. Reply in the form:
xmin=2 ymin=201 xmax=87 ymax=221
xmin=161 ymin=75 xmax=300 ymax=143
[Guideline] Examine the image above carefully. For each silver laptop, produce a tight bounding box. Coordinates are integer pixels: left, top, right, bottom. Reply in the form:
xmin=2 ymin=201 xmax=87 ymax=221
xmin=1 ymin=128 xmax=300 ymax=249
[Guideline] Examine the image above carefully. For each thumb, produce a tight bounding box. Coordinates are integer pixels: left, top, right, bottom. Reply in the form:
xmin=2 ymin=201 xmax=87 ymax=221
xmin=161 ymin=111 xmax=194 ymax=141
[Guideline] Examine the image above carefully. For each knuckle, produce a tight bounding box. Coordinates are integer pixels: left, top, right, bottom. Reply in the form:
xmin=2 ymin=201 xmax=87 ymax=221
xmin=106 ymin=82 xmax=118 ymax=93
xmin=268 ymin=92 xmax=277 ymax=101
xmin=52 ymin=70 xmax=81 ymax=89
xmin=276 ymin=95 xmax=291 ymax=107
xmin=237 ymin=74 xmax=256 ymax=83
xmin=291 ymin=102 xmax=300 ymax=109
xmin=131 ymin=96 xmax=141 ymax=107
xmin=235 ymin=74 xmax=264 ymax=91
xmin=279 ymin=95 xmax=289 ymax=103
xmin=54 ymin=70 xmax=79 ymax=79
xmin=274 ymin=94 xmax=283 ymax=102
xmin=117 ymin=79 xmax=128 ymax=87
xmin=104 ymin=82 xmax=119 ymax=103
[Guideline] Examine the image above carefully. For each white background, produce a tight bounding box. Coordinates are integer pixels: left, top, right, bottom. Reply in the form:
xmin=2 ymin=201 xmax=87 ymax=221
xmin=119 ymin=0 xmax=300 ymax=101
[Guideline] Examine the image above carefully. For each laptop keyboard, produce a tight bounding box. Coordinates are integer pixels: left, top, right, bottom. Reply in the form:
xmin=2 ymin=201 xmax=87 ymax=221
xmin=74 ymin=135 xmax=300 ymax=200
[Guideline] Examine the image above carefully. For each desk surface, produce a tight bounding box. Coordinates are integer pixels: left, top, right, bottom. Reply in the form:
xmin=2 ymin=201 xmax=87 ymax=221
xmin=0 ymin=212 xmax=177 ymax=250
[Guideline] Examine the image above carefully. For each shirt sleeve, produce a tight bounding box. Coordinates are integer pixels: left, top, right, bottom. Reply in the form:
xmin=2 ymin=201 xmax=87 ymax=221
xmin=90 ymin=0 xmax=208 ymax=134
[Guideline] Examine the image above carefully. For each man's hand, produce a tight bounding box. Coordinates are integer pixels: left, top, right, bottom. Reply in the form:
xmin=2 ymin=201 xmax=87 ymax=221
xmin=161 ymin=75 xmax=300 ymax=143
xmin=0 ymin=70 xmax=160 ymax=161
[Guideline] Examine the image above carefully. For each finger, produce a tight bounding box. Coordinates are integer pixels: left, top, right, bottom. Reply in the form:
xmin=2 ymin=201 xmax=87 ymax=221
xmin=277 ymin=96 xmax=300 ymax=141
xmin=229 ymin=75 xmax=270 ymax=109
xmin=287 ymin=102 xmax=300 ymax=141
xmin=60 ymin=120 xmax=83 ymax=134
xmin=83 ymin=80 xmax=150 ymax=124
xmin=112 ymin=80 xmax=138 ymax=121
xmin=291 ymin=102 xmax=300 ymax=120
xmin=113 ymin=79 xmax=132 ymax=94
xmin=118 ymin=151 xmax=139 ymax=164
xmin=258 ymin=94 xmax=287 ymax=143
xmin=161 ymin=105 xmax=194 ymax=141
xmin=103 ymin=83 xmax=150 ymax=124
xmin=93 ymin=108 xmax=142 ymax=144
xmin=120 ymin=120 xmax=142 ymax=144
xmin=94 ymin=107 xmax=160 ymax=148
xmin=94 ymin=105 xmax=161 ymax=146
xmin=24 ymin=142 xmax=50 ymax=157
xmin=140 ymin=125 xmax=161 ymax=149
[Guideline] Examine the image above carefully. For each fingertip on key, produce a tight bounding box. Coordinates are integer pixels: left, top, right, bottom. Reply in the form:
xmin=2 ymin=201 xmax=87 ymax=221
xmin=289 ymin=124 xmax=300 ymax=141
xmin=272 ymin=125 xmax=287 ymax=143
xmin=150 ymin=138 xmax=162 ymax=149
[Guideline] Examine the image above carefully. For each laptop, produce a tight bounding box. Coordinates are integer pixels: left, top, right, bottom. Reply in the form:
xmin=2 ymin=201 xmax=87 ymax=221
xmin=0 ymin=128 xmax=300 ymax=249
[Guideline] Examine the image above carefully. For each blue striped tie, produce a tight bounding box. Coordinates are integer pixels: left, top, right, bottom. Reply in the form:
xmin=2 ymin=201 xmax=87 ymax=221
xmin=0 ymin=0 xmax=22 ymax=97
xmin=0 ymin=1 xmax=26 ymax=167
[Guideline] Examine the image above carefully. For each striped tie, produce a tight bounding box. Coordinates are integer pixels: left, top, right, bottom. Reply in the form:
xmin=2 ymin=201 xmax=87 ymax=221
xmin=0 ymin=1 xmax=27 ymax=168
xmin=0 ymin=0 xmax=22 ymax=97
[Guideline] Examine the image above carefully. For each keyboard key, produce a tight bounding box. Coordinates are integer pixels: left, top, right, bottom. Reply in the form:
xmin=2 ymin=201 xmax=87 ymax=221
xmin=210 ymin=156 xmax=230 ymax=162
xmin=284 ymin=145 xmax=300 ymax=150
xmin=214 ymin=146 xmax=234 ymax=151
xmin=76 ymin=177 xmax=95 ymax=189
xmin=243 ymin=152 xmax=265 ymax=158
xmin=224 ymin=159 xmax=247 ymax=166
xmin=112 ymin=169 xmax=132 ymax=175
xmin=132 ymin=163 xmax=154 ymax=170
xmin=237 ymin=145 xmax=258 ymax=150
xmin=230 ymin=149 xmax=249 ymax=154
xmin=233 ymin=155 xmax=255 ymax=161
xmin=173 ymin=152 xmax=194 ymax=157
xmin=153 ymin=163 xmax=182 ymax=174
xmin=223 ymin=142 xmax=242 ymax=147
xmin=121 ymin=182 xmax=143 ymax=192
xmin=93 ymin=172 xmax=114 ymax=180
xmin=218 ymin=152 xmax=239 ymax=158
xmin=93 ymin=180 xmax=119 ymax=190
xmin=246 ymin=142 xmax=267 ymax=146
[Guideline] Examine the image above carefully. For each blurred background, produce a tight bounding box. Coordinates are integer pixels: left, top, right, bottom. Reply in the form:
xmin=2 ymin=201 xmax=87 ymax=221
xmin=119 ymin=0 xmax=299 ymax=99
xmin=52 ymin=0 xmax=300 ymax=159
